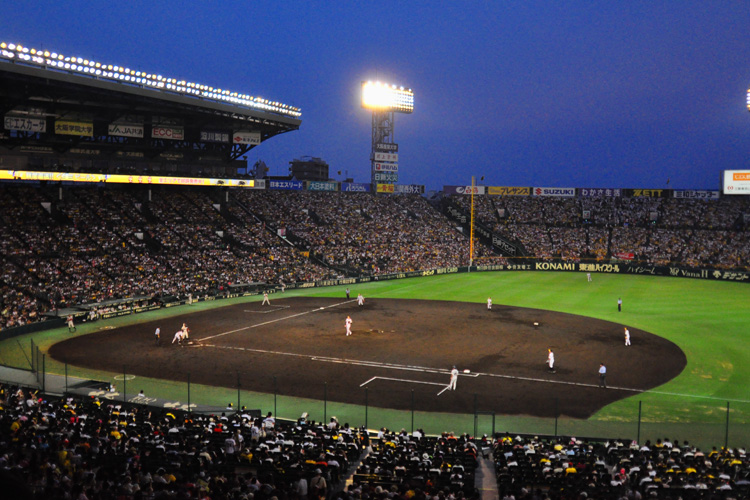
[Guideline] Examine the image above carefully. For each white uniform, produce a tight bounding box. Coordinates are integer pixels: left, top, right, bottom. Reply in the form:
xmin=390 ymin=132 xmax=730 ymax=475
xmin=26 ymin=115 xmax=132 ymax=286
xmin=172 ymin=330 xmax=185 ymax=344
xmin=449 ymin=367 xmax=459 ymax=390
xmin=357 ymin=294 xmax=364 ymax=306
xmin=547 ymin=350 xmax=555 ymax=372
xmin=624 ymin=328 xmax=631 ymax=346
xmin=487 ymin=298 xmax=492 ymax=310
xmin=262 ymin=292 xmax=270 ymax=305
xmin=345 ymin=316 xmax=352 ymax=336
xmin=181 ymin=323 xmax=189 ymax=339
xmin=587 ymin=273 xmax=592 ymax=282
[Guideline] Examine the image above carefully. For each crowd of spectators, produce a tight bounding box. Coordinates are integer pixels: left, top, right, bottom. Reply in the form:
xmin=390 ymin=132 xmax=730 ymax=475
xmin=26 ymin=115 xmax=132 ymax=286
xmin=3 ymin=183 xmax=750 ymax=331
xmin=231 ymin=191 xmax=493 ymax=276
xmin=449 ymin=194 xmax=750 ymax=266
xmin=1 ymin=382 xmax=747 ymax=499
xmin=0 ymin=382 xmax=485 ymax=500
xmin=0 ymin=185 xmax=489 ymax=330
xmin=493 ymin=433 xmax=748 ymax=499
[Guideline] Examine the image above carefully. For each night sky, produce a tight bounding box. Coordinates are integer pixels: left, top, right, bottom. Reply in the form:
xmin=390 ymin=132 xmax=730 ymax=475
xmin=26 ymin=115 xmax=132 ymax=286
xmin=5 ymin=1 xmax=750 ymax=191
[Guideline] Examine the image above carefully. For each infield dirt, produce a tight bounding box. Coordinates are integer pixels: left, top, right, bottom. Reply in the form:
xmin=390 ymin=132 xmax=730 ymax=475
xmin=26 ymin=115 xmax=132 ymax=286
xmin=49 ymin=297 xmax=686 ymax=418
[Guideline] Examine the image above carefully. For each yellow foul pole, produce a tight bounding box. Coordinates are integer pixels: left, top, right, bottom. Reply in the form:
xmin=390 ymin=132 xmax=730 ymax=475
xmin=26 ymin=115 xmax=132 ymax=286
xmin=470 ymin=176 xmax=475 ymax=266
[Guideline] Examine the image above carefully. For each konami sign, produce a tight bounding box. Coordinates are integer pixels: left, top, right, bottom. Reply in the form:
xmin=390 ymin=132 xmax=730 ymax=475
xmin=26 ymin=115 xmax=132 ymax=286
xmin=533 ymin=187 xmax=575 ymax=197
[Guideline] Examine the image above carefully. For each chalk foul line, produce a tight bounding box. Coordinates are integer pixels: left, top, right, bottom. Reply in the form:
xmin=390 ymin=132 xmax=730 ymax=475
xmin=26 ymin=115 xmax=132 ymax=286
xmin=198 ymin=300 xmax=352 ymax=342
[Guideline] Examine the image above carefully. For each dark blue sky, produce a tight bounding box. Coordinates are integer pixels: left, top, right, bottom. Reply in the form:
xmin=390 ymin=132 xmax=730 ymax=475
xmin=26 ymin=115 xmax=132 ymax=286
xmin=5 ymin=1 xmax=750 ymax=190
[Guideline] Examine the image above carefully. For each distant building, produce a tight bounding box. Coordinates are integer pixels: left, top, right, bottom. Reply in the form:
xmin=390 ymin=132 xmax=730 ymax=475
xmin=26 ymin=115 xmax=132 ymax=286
xmin=289 ymin=156 xmax=329 ymax=181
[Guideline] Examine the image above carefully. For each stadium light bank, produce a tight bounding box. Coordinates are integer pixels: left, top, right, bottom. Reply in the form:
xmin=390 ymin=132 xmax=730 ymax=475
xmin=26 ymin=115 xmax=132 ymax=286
xmin=0 ymin=41 xmax=301 ymax=118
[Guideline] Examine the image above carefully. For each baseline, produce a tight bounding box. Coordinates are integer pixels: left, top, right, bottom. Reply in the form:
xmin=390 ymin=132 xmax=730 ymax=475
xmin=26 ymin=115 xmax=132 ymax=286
xmin=243 ymin=305 xmax=291 ymax=314
xmin=198 ymin=300 xmax=351 ymax=342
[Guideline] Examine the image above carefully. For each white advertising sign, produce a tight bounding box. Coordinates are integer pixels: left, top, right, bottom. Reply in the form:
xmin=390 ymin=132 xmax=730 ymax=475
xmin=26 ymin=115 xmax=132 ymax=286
xmin=108 ymin=123 xmax=144 ymax=138
xmin=374 ymin=162 xmax=398 ymax=172
xmin=723 ymin=170 xmax=750 ymax=195
xmin=533 ymin=187 xmax=576 ymax=197
xmin=4 ymin=115 xmax=46 ymax=133
xmin=233 ymin=130 xmax=261 ymax=145
xmin=374 ymin=152 xmax=398 ymax=162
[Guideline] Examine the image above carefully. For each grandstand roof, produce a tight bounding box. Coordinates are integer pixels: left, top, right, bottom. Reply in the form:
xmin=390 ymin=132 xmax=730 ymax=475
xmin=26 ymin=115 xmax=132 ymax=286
xmin=0 ymin=57 xmax=301 ymax=163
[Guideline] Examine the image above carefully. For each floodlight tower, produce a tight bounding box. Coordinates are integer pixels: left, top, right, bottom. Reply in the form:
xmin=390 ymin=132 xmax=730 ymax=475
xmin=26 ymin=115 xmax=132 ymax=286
xmin=361 ymin=81 xmax=414 ymax=191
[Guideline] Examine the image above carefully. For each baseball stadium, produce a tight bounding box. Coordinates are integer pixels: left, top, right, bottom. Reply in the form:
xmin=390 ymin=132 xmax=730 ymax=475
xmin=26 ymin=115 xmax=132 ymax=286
xmin=1 ymin=40 xmax=750 ymax=499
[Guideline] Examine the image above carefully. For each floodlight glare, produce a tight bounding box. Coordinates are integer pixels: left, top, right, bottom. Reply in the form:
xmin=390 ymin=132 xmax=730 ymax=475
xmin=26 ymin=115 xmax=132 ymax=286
xmin=0 ymin=40 xmax=302 ymax=118
xmin=362 ymin=81 xmax=414 ymax=114
xmin=747 ymin=88 xmax=750 ymax=112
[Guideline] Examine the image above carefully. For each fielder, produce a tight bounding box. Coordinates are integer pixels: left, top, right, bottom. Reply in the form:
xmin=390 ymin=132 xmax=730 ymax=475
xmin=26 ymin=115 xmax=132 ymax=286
xmin=345 ymin=315 xmax=353 ymax=336
xmin=262 ymin=292 xmax=270 ymax=305
xmin=172 ymin=330 xmax=186 ymax=345
xmin=624 ymin=327 xmax=631 ymax=346
xmin=547 ymin=348 xmax=555 ymax=373
xmin=181 ymin=323 xmax=189 ymax=339
xmin=357 ymin=293 xmax=365 ymax=306
xmin=154 ymin=327 xmax=161 ymax=346
xmin=487 ymin=297 xmax=492 ymax=310
xmin=449 ymin=366 xmax=459 ymax=390
xmin=587 ymin=273 xmax=592 ymax=282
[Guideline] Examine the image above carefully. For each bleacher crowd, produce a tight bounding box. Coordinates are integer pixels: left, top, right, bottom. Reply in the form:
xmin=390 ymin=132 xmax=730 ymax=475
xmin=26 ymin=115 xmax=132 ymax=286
xmin=2 ymin=184 xmax=749 ymax=330
xmin=1 ymin=382 xmax=747 ymax=499
xmin=0 ymin=382 xmax=483 ymax=499
xmin=451 ymin=194 xmax=750 ymax=267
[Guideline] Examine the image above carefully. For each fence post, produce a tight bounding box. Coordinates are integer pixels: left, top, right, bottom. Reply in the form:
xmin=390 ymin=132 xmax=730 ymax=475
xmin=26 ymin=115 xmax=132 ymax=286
xmin=411 ymin=390 xmax=415 ymax=433
xmin=637 ymin=401 xmax=642 ymax=445
xmin=473 ymin=394 xmax=478 ymax=437
xmin=555 ymin=398 xmax=560 ymax=438
xmin=725 ymin=401 xmax=730 ymax=449
xmin=273 ymin=376 xmax=277 ymax=417
xmin=365 ymin=388 xmax=369 ymax=429
xmin=324 ymin=382 xmax=328 ymax=423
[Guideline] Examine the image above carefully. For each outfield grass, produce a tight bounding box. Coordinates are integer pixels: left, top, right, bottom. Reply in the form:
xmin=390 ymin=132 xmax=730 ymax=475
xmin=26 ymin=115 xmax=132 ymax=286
xmin=2 ymin=271 xmax=749 ymax=448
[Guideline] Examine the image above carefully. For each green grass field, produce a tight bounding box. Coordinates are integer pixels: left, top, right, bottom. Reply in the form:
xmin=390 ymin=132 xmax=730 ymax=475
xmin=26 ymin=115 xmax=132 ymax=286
xmin=2 ymin=271 xmax=749 ymax=449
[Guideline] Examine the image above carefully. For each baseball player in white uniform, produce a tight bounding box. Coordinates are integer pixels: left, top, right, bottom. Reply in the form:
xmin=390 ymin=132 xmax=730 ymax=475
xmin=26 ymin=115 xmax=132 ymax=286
xmin=262 ymin=292 xmax=270 ymax=305
xmin=487 ymin=297 xmax=492 ymax=310
xmin=624 ymin=327 xmax=631 ymax=346
xmin=587 ymin=273 xmax=592 ymax=282
xmin=357 ymin=293 xmax=365 ymax=306
xmin=547 ymin=348 xmax=555 ymax=373
xmin=345 ymin=316 xmax=352 ymax=336
xmin=449 ymin=366 xmax=459 ymax=390
xmin=172 ymin=330 xmax=185 ymax=345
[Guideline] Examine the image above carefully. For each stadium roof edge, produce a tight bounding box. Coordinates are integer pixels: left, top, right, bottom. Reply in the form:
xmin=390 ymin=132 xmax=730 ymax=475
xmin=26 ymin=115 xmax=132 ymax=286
xmin=0 ymin=59 xmax=302 ymax=128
